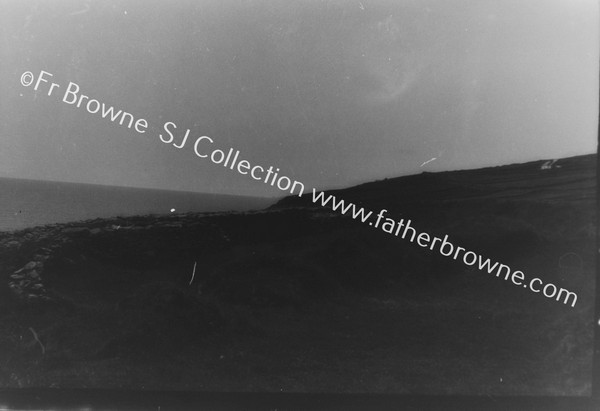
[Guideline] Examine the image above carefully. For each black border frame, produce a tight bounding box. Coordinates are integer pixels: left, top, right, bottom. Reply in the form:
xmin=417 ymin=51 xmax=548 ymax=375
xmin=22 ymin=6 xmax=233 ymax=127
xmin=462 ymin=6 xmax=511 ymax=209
xmin=0 ymin=389 xmax=599 ymax=410
xmin=0 ymin=1 xmax=598 ymax=410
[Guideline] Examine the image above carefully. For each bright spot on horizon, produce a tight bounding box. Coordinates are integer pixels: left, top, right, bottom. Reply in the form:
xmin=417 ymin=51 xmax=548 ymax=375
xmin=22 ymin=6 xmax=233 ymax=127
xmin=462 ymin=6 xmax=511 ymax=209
xmin=170 ymin=208 xmax=175 ymax=212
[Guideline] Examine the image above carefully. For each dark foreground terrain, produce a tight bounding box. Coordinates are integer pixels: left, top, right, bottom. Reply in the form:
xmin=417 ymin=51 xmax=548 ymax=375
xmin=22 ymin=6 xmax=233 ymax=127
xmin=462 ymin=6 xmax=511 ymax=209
xmin=0 ymin=154 xmax=596 ymax=394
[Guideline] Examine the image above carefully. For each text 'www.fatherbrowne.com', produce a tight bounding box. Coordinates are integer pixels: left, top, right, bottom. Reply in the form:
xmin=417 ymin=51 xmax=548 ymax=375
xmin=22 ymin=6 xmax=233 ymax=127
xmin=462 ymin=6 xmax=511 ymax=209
xmin=20 ymin=69 xmax=578 ymax=308
xmin=311 ymin=189 xmax=578 ymax=308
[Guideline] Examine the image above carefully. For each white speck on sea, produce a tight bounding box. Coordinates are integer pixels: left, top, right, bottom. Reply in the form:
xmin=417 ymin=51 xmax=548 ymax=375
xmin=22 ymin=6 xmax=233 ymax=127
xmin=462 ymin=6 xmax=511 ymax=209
xmin=170 ymin=208 xmax=175 ymax=212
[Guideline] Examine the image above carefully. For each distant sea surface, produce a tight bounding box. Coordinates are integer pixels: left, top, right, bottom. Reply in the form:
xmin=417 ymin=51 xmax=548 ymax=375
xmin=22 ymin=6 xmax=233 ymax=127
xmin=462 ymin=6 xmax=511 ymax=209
xmin=0 ymin=178 xmax=276 ymax=232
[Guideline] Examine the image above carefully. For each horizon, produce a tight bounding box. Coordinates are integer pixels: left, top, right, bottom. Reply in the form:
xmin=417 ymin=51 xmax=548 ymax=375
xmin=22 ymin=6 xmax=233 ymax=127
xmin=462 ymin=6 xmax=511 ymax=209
xmin=1 ymin=151 xmax=595 ymax=198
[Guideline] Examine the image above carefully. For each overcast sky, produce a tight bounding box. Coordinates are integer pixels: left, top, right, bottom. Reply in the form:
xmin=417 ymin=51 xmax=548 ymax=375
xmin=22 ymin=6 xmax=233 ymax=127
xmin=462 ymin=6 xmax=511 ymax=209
xmin=1 ymin=0 xmax=598 ymax=197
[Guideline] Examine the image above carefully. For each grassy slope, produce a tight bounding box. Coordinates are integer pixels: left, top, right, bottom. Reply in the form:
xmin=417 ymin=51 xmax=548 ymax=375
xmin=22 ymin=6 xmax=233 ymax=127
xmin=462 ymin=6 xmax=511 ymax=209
xmin=0 ymin=154 xmax=595 ymax=394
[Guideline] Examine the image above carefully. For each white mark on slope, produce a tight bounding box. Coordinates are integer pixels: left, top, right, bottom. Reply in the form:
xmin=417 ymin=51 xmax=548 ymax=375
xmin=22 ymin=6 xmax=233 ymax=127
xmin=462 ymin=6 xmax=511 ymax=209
xmin=189 ymin=261 xmax=197 ymax=285
xmin=29 ymin=327 xmax=45 ymax=355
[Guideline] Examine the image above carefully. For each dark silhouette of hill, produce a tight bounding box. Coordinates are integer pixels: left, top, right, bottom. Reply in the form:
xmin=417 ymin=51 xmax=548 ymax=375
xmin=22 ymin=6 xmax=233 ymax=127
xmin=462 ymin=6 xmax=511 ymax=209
xmin=0 ymin=153 xmax=595 ymax=394
xmin=274 ymin=154 xmax=596 ymax=210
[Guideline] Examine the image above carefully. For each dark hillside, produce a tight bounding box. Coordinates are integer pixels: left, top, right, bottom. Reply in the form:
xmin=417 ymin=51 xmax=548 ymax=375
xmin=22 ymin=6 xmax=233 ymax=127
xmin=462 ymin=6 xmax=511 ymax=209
xmin=274 ymin=154 xmax=595 ymax=209
xmin=0 ymin=154 xmax=595 ymax=394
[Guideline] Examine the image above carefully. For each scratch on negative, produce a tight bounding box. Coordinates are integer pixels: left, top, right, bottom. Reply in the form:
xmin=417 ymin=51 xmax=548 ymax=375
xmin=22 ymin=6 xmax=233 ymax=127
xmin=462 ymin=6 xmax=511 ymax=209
xmin=29 ymin=327 xmax=45 ymax=355
xmin=189 ymin=261 xmax=197 ymax=285
xmin=420 ymin=157 xmax=437 ymax=167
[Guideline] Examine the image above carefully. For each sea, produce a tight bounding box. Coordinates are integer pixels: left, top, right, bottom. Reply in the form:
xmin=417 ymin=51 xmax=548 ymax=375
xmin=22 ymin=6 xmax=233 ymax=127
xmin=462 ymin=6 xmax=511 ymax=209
xmin=0 ymin=177 xmax=276 ymax=232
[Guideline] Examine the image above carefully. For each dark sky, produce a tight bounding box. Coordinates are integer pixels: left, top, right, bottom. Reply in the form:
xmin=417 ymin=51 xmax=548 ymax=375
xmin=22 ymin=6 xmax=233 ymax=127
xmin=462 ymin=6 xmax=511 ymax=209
xmin=1 ymin=0 xmax=597 ymax=197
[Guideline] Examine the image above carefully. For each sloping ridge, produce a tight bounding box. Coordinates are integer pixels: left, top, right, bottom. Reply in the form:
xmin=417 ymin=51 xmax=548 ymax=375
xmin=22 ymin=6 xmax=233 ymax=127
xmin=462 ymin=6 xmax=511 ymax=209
xmin=273 ymin=153 xmax=596 ymax=210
